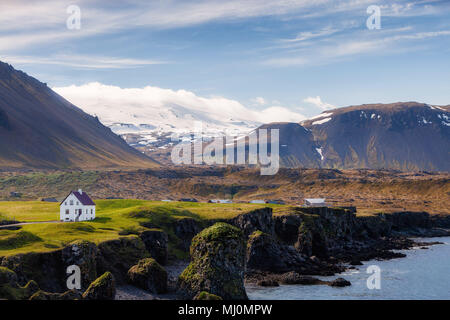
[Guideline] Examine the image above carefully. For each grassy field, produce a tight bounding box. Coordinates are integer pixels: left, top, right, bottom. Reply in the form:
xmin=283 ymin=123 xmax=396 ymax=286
xmin=0 ymin=200 xmax=280 ymax=257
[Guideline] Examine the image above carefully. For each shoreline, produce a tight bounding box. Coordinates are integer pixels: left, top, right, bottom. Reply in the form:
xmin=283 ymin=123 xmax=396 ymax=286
xmin=246 ymin=236 xmax=450 ymax=300
xmin=116 ymin=233 xmax=449 ymax=300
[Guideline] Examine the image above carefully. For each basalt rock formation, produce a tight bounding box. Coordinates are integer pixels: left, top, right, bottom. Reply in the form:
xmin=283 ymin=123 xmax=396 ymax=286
xmin=127 ymin=258 xmax=168 ymax=294
xmin=177 ymin=222 xmax=248 ymax=300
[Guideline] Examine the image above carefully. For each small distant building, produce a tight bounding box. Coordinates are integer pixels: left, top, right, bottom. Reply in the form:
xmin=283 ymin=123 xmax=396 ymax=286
xmin=266 ymin=199 xmax=285 ymax=205
xmin=304 ymin=198 xmax=327 ymax=207
xmin=41 ymin=197 xmax=58 ymax=202
xmin=60 ymin=189 xmax=96 ymax=222
xmin=10 ymin=192 xmax=21 ymax=198
xmin=161 ymin=199 xmax=173 ymax=202
xmin=208 ymin=199 xmax=233 ymax=204
xmin=249 ymin=200 xmax=266 ymax=204
xmin=179 ymin=198 xmax=198 ymax=203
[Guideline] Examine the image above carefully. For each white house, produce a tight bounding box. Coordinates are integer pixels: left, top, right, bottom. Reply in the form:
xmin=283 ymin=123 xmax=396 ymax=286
xmin=249 ymin=200 xmax=266 ymax=204
xmin=60 ymin=189 xmax=96 ymax=222
xmin=208 ymin=199 xmax=233 ymax=204
xmin=304 ymin=198 xmax=327 ymax=207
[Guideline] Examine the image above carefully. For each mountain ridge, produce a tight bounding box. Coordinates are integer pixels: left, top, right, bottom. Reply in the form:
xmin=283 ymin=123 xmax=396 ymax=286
xmin=282 ymin=102 xmax=449 ymax=171
xmin=0 ymin=61 xmax=158 ymax=169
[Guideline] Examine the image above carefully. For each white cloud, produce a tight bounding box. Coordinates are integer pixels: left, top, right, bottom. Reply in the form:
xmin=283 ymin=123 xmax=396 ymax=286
xmin=53 ymin=83 xmax=306 ymax=131
xmin=303 ymin=96 xmax=336 ymax=111
xmin=282 ymin=28 xmax=339 ymax=42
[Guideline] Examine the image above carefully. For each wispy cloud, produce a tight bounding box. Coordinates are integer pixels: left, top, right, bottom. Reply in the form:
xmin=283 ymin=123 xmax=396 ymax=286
xmin=282 ymin=28 xmax=340 ymax=43
xmin=1 ymin=54 xmax=167 ymax=69
xmin=264 ymin=28 xmax=450 ymax=66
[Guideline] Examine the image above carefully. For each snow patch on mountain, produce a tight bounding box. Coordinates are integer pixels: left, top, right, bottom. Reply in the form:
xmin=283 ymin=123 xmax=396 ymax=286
xmin=312 ymin=117 xmax=332 ymax=125
xmin=316 ymin=147 xmax=324 ymax=161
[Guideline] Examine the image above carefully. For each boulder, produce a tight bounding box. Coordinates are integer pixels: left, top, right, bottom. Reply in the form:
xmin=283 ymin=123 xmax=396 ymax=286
xmin=30 ymin=289 xmax=81 ymax=300
xmin=96 ymin=236 xmax=149 ymax=284
xmin=139 ymin=230 xmax=169 ymax=265
xmin=82 ymin=272 xmax=116 ymax=300
xmin=278 ymin=272 xmax=322 ymax=285
xmin=328 ymin=277 xmax=351 ymax=287
xmin=1 ymin=250 xmax=65 ymax=292
xmin=178 ymin=222 xmax=247 ymax=300
xmin=246 ymin=231 xmax=305 ymax=273
xmin=193 ymin=291 xmax=223 ymax=300
xmin=257 ymin=279 xmax=279 ymax=287
xmin=127 ymin=258 xmax=167 ymax=294
xmin=0 ymin=266 xmax=17 ymax=285
xmin=0 ymin=267 xmax=40 ymax=300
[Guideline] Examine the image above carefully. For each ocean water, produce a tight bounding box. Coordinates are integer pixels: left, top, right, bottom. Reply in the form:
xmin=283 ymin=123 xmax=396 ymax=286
xmin=246 ymin=237 xmax=450 ymax=300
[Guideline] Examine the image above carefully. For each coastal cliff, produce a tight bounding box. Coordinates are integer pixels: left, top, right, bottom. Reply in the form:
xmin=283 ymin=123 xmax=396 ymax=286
xmin=0 ymin=207 xmax=448 ymax=299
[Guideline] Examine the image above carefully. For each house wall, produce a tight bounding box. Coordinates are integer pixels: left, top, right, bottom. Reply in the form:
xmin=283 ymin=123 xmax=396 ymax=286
xmin=60 ymin=193 xmax=96 ymax=222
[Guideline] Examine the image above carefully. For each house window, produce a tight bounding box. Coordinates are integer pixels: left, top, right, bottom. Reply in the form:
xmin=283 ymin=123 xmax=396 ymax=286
xmin=70 ymin=200 xmax=73 ymax=205
xmin=65 ymin=209 xmax=69 ymax=215
xmin=65 ymin=202 xmax=67 ymax=205
xmin=76 ymin=201 xmax=79 ymax=205
xmin=91 ymin=209 xmax=93 ymax=214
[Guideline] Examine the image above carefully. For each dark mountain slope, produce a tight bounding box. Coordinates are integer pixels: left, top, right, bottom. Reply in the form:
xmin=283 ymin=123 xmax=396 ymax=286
xmin=0 ymin=62 xmax=157 ymax=169
xmin=259 ymin=102 xmax=449 ymax=171
xmin=258 ymin=122 xmax=322 ymax=168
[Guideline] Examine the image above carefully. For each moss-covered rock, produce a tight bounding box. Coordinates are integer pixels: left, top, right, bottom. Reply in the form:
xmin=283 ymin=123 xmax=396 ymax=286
xmin=246 ymin=230 xmax=306 ymax=273
xmin=127 ymin=258 xmax=167 ymax=293
xmin=193 ymin=291 xmax=222 ymax=300
xmin=82 ymin=272 xmax=116 ymax=300
xmin=178 ymin=222 xmax=247 ymax=300
xmin=231 ymin=208 xmax=274 ymax=238
xmin=0 ymin=267 xmax=39 ymax=300
xmin=96 ymin=236 xmax=149 ymax=284
xmin=0 ymin=266 xmax=17 ymax=285
xmin=62 ymin=240 xmax=98 ymax=290
xmin=1 ymin=250 xmax=66 ymax=292
xmin=29 ymin=289 xmax=81 ymax=300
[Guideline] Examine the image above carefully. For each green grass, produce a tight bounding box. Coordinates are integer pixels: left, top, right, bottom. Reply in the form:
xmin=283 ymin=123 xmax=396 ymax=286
xmin=0 ymin=201 xmax=59 ymax=221
xmin=0 ymin=199 xmax=279 ymax=257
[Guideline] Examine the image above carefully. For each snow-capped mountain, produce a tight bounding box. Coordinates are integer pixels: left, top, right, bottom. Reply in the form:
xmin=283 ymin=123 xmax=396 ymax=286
xmin=52 ymin=82 xmax=288 ymax=150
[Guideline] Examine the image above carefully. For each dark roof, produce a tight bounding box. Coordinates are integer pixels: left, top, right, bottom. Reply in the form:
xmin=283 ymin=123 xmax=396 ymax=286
xmin=60 ymin=191 xmax=95 ymax=206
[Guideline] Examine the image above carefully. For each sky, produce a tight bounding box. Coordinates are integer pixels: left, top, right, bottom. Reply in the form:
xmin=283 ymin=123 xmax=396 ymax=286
xmin=1 ymin=0 xmax=450 ymax=121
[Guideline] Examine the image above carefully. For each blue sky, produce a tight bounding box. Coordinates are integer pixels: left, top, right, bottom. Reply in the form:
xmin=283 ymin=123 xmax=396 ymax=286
xmin=1 ymin=0 xmax=450 ymax=119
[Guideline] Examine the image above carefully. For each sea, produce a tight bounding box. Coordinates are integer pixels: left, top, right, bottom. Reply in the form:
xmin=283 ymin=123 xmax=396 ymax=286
xmin=246 ymin=237 xmax=450 ymax=300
